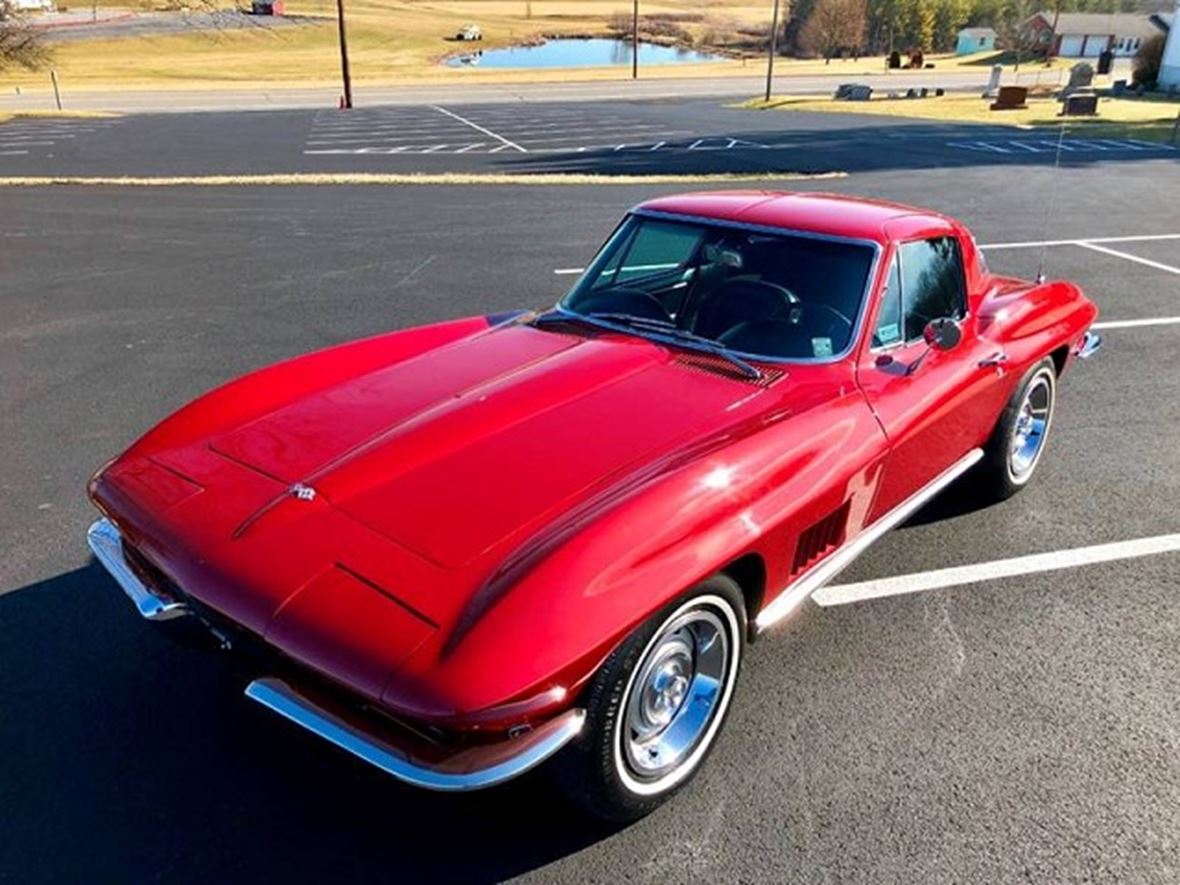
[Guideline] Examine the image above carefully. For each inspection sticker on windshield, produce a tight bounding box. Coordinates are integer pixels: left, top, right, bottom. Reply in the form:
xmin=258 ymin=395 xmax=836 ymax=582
xmin=811 ymin=338 xmax=833 ymax=358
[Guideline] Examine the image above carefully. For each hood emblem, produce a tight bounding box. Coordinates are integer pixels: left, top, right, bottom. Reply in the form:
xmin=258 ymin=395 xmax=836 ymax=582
xmin=291 ymin=483 xmax=317 ymax=502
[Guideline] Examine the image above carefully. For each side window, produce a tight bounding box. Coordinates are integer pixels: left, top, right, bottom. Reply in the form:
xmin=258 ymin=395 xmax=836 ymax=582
xmin=872 ymin=256 xmax=903 ymax=348
xmin=898 ymin=237 xmax=966 ymax=341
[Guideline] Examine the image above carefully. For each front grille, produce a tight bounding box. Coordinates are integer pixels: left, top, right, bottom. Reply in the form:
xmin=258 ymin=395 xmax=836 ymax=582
xmin=118 ymin=538 xmax=459 ymax=747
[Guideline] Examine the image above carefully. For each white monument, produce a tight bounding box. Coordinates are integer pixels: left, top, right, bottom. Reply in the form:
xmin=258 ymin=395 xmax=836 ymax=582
xmin=1161 ymin=0 xmax=1180 ymax=88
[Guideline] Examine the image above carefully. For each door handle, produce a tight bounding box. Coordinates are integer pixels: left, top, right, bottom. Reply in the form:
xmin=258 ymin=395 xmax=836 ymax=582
xmin=978 ymin=351 xmax=1009 ymax=368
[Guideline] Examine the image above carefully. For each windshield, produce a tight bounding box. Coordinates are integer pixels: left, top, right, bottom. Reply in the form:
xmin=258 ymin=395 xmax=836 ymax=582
xmin=560 ymin=214 xmax=877 ymax=361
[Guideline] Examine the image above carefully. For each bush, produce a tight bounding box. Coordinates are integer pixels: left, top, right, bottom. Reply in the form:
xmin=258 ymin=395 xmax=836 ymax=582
xmin=1132 ymin=33 xmax=1165 ymax=87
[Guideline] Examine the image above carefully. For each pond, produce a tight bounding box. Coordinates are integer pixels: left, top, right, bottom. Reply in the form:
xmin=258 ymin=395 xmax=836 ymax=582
xmin=445 ymin=38 xmax=727 ymax=69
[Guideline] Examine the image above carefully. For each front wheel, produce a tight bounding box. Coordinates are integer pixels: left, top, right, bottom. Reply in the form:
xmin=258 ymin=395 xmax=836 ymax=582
xmin=555 ymin=576 xmax=745 ymax=822
xmin=978 ymin=357 xmax=1057 ymax=501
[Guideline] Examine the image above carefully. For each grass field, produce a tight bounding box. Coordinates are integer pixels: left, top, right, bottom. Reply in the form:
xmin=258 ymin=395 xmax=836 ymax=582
xmin=4 ymin=2 xmax=1070 ymax=91
xmin=745 ymin=92 xmax=1180 ymax=142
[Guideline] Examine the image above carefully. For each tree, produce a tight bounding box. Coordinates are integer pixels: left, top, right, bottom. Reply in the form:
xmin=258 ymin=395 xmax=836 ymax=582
xmin=799 ymin=0 xmax=868 ymax=62
xmin=933 ymin=0 xmax=971 ymax=51
xmin=0 ymin=2 xmax=49 ymax=72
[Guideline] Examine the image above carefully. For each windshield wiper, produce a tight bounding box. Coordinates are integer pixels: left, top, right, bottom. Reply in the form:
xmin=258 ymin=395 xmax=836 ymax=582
xmin=586 ymin=312 xmax=763 ymax=380
xmin=533 ymin=310 xmax=762 ymax=379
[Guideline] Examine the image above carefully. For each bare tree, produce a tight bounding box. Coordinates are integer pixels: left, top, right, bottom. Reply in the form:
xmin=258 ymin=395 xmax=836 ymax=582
xmin=799 ymin=0 xmax=868 ymax=63
xmin=0 ymin=1 xmax=50 ymax=71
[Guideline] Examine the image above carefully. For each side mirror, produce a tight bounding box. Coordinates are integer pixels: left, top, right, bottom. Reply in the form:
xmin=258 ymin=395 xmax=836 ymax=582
xmin=923 ymin=317 xmax=962 ymax=351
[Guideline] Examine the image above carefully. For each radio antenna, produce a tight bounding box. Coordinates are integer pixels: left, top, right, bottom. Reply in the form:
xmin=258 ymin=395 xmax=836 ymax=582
xmin=1035 ymin=114 xmax=1069 ymax=285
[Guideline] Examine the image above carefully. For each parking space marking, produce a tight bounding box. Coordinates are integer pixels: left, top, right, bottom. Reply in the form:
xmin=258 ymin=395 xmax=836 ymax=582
xmin=948 ymin=137 xmax=1177 ymax=155
xmin=0 ymin=117 xmax=121 ymax=160
xmin=983 ymin=233 xmax=1180 ymax=250
xmin=815 ymin=533 xmax=1180 ymax=607
xmin=304 ymin=106 xmax=771 ymax=156
xmin=1075 ymin=241 xmax=1180 ymax=275
xmin=1093 ymin=316 xmax=1180 ymax=330
xmin=430 ymin=105 xmax=527 ymax=153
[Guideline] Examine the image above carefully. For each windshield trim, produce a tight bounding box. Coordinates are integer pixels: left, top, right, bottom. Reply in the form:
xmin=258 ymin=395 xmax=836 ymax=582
xmin=559 ymin=209 xmax=883 ymax=366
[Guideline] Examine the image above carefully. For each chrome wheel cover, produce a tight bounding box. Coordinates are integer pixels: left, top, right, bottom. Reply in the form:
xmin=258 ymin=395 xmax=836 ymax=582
xmin=1009 ymin=372 xmax=1054 ymax=479
xmin=616 ymin=599 xmax=738 ymax=793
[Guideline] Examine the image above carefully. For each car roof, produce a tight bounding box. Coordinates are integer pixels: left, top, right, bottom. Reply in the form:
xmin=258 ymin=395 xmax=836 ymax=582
xmin=634 ymin=191 xmax=955 ymax=245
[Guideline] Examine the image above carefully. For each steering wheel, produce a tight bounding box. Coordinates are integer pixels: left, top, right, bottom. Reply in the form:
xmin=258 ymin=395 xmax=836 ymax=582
xmin=694 ymin=279 xmax=800 ymax=341
xmin=572 ymin=287 xmax=672 ymax=322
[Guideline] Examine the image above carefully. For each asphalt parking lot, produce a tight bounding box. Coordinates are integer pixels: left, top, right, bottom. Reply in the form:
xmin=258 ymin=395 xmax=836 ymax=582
xmin=1 ymin=101 xmax=1179 ymax=882
xmin=1 ymin=98 xmax=1176 ymax=176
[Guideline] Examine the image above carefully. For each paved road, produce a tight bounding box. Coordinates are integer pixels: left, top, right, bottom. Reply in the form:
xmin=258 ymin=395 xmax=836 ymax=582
xmin=1 ymin=62 xmax=1116 ymax=114
xmin=2 ymin=147 xmax=1179 ymax=882
xmin=0 ymin=97 xmax=1175 ymax=178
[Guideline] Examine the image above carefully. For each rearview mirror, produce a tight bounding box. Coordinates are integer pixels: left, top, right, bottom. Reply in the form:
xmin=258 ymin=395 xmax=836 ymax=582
xmin=923 ymin=317 xmax=962 ymax=351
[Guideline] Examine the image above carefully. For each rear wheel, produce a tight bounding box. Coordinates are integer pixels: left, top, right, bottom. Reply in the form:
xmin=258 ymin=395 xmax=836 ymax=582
xmin=555 ymin=575 xmax=745 ymax=822
xmin=978 ymin=358 xmax=1057 ymax=501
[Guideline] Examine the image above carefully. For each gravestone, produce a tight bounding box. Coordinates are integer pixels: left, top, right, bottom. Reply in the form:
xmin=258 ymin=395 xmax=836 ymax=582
xmin=834 ymin=83 xmax=873 ymax=101
xmin=1061 ymin=62 xmax=1094 ymax=98
xmin=990 ymin=85 xmax=1028 ymax=110
xmin=984 ymin=64 xmax=1002 ymax=98
xmin=1061 ymin=92 xmax=1099 ymax=116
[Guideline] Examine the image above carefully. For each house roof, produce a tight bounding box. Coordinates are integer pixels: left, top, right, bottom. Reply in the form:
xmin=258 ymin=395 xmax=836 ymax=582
xmin=1032 ymin=11 xmax=1167 ymax=38
xmin=958 ymin=27 xmax=997 ymax=38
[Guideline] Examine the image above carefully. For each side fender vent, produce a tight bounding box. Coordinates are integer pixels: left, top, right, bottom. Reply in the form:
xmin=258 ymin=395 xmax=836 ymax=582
xmin=790 ymin=500 xmax=851 ymax=576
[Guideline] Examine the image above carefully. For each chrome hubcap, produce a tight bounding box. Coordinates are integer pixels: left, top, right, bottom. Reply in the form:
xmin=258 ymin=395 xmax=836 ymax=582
xmin=1010 ymin=375 xmax=1052 ymax=477
xmin=622 ymin=609 xmax=729 ymax=781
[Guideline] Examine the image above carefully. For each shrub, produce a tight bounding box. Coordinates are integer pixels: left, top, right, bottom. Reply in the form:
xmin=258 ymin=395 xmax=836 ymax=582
xmin=1132 ymin=33 xmax=1165 ymax=87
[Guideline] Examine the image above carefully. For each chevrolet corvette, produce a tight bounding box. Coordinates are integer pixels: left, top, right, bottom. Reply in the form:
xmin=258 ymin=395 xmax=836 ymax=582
xmin=88 ymin=191 xmax=1100 ymax=821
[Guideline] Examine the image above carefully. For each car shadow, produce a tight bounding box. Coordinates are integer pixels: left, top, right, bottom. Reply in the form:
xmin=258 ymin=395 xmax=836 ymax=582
xmin=0 ymin=564 xmax=619 ymax=883
xmin=902 ymin=470 xmax=995 ymax=528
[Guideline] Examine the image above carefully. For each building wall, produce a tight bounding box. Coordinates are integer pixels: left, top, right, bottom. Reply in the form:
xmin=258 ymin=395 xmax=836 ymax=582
xmin=955 ymin=33 xmax=996 ymax=55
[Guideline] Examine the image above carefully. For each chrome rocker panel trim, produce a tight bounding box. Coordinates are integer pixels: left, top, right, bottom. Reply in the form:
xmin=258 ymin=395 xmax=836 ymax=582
xmin=87 ymin=518 xmax=189 ymax=621
xmin=1075 ymin=330 xmax=1102 ymax=360
xmin=245 ymin=676 xmax=587 ymax=792
xmin=755 ymin=448 xmax=984 ymax=632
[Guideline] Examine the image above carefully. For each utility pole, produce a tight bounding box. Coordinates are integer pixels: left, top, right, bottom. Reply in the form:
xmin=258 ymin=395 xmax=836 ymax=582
xmin=764 ymin=0 xmax=782 ymax=102
xmin=632 ymin=0 xmax=639 ymax=80
xmin=335 ymin=0 xmax=354 ymax=109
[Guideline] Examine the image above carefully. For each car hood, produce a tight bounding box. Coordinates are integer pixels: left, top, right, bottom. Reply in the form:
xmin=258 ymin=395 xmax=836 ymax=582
xmin=204 ymin=323 xmax=765 ymax=568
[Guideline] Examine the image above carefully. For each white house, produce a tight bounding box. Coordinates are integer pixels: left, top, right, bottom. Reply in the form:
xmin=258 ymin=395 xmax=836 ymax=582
xmin=1023 ymin=11 xmax=1168 ymax=58
xmin=1162 ymin=3 xmax=1179 ymax=86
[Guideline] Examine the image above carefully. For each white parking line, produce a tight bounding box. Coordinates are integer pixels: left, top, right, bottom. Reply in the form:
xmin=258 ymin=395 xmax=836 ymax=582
xmin=1075 ymin=241 xmax=1180 ymax=275
xmin=430 ymin=105 xmax=526 ymax=153
xmin=814 ymin=533 xmax=1180 ymax=607
xmin=1092 ymin=316 xmax=1180 ymax=330
xmin=981 ymin=233 xmax=1180 ymax=250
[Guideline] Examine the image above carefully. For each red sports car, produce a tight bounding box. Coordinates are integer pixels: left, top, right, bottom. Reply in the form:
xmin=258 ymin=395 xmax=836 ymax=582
xmin=88 ymin=191 xmax=1100 ymax=820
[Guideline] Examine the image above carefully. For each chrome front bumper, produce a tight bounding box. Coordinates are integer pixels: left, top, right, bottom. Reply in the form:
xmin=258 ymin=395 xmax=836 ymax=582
xmin=88 ymin=517 xmax=585 ymax=791
xmin=1075 ymin=330 xmax=1102 ymax=360
xmin=87 ymin=518 xmax=188 ymax=621
xmin=246 ymin=677 xmax=586 ymax=791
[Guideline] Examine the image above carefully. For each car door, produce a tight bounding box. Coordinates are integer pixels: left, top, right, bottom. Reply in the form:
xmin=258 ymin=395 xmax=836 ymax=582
xmin=856 ymin=233 xmax=1013 ymax=521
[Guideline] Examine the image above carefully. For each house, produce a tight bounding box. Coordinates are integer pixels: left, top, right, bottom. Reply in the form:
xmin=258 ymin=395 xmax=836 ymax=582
xmin=1161 ymin=11 xmax=1179 ymax=87
xmin=955 ymin=27 xmax=997 ymax=55
xmin=1022 ymin=12 xmax=1169 ymax=58
xmin=10 ymin=0 xmax=55 ymax=10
